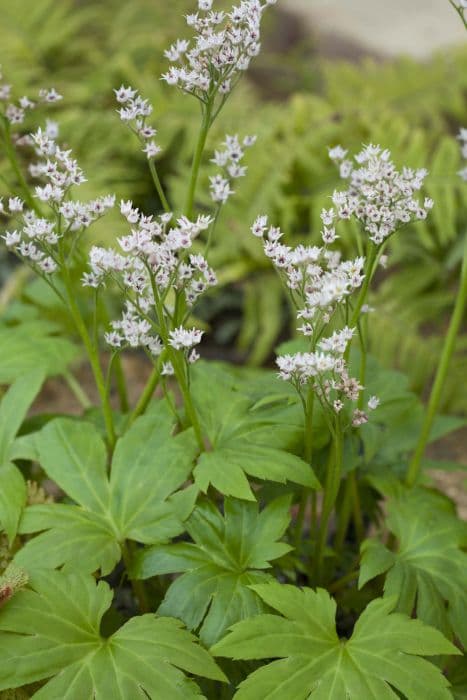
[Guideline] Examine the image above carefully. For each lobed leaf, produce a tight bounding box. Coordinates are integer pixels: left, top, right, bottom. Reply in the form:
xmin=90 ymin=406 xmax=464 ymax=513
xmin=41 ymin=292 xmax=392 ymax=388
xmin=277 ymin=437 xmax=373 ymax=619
xmin=191 ymin=363 xmax=319 ymax=500
xmin=212 ymin=582 xmax=460 ymax=699
xmin=0 ymin=371 xmax=45 ymax=543
xmin=360 ymin=490 xmax=467 ymax=647
xmin=133 ymin=497 xmax=292 ymax=646
xmin=15 ymin=404 xmax=199 ymax=575
xmin=0 ymin=569 xmax=226 ymax=697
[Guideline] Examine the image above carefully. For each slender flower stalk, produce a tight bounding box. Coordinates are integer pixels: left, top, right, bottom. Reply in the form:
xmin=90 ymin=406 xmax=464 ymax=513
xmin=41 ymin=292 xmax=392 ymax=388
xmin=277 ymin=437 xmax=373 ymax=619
xmin=186 ymin=102 xmax=213 ymax=219
xmin=448 ymin=0 xmax=467 ymax=29
xmin=0 ymin=117 xmax=40 ymax=215
xmin=294 ymin=388 xmax=314 ymax=548
xmin=61 ymin=263 xmax=116 ymax=449
xmin=406 ymin=242 xmax=467 ymax=487
xmin=315 ymin=418 xmax=342 ymax=582
xmin=125 ymin=353 xmax=167 ymax=429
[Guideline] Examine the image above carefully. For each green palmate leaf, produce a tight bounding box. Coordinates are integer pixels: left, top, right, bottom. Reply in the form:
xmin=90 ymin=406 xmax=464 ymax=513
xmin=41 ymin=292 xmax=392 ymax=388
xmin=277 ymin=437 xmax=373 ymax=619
xmin=359 ymin=491 xmax=467 ymax=647
xmin=0 ymin=370 xmax=44 ymax=464
xmin=349 ymin=354 xmax=466 ymax=473
xmin=191 ymin=363 xmax=319 ymax=500
xmin=212 ymin=582 xmax=460 ymax=700
xmin=0 ymin=323 xmax=79 ymax=383
xmin=0 ymin=569 xmax=226 ymax=697
xmin=0 ymin=371 xmax=45 ymax=543
xmin=15 ymin=403 xmax=199 ymax=574
xmin=132 ymin=497 xmax=292 ymax=646
xmin=0 ymin=464 xmax=27 ymax=547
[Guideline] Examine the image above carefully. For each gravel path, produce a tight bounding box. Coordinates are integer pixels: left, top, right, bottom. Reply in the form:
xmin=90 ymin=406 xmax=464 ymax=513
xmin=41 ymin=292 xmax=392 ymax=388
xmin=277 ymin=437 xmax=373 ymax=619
xmin=281 ymin=0 xmax=466 ymax=58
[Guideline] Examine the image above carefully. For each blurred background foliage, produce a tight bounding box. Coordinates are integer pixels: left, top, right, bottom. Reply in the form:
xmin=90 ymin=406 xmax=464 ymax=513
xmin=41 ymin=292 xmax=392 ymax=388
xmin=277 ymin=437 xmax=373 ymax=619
xmin=0 ymin=0 xmax=466 ymax=412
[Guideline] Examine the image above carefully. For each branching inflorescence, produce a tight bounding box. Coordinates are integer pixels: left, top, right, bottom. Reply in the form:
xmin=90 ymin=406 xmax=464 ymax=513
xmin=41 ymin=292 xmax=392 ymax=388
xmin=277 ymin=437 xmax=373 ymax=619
xmin=1 ymin=3 xmax=467 ymax=697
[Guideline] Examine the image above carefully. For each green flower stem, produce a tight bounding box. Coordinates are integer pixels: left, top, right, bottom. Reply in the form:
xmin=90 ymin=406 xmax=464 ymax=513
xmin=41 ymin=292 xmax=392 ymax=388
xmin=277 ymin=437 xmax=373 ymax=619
xmin=350 ymin=243 xmax=378 ymax=328
xmin=293 ymin=492 xmax=308 ymax=551
xmin=406 ymin=243 xmax=467 ymax=487
xmin=448 ymin=0 xmax=467 ymax=29
xmin=148 ymin=158 xmax=171 ymax=214
xmin=152 ymin=283 xmax=205 ymax=451
xmin=95 ymin=293 xmax=129 ymax=415
xmin=349 ymin=469 xmax=364 ymax=540
xmin=328 ymin=568 xmax=359 ymax=593
xmin=185 ymin=102 xmax=213 ymax=220
xmin=62 ymin=269 xmax=116 ymax=450
xmin=293 ymin=389 xmax=314 ymax=549
xmin=125 ymin=354 xmax=165 ymax=429
xmin=0 ymin=117 xmax=40 ymax=215
xmin=334 ymin=476 xmax=352 ymax=552
xmin=204 ymin=203 xmax=222 ymax=256
xmin=113 ymin=353 xmax=129 ymax=414
xmin=121 ymin=541 xmax=149 ymax=613
xmin=304 ymin=388 xmax=314 ymax=463
xmin=170 ymin=350 xmax=205 ymax=451
xmin=315 ymin=420 xmax=342 ymax=582
xmin=63 ymin=371 xmax=92 ymax=410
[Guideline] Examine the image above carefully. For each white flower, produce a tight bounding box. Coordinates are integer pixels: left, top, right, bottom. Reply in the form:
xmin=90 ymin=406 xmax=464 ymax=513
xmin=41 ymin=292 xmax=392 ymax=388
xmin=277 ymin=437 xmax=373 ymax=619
xmin=143 ymin=141 xmax=162 ymax=159
xmin=327 ymin=144 xmax=431 ymax=246
xmin=38 ymin=88 xmax=63 ymax=103
xmin=320 ymin=208 xmax=335 ymax=226
xmin=251 ymin=215 xmax=268 ymax=237
xmin=328 ymin=145 xmax=348 ymax=161
xmin=368 ymin=396 xmax=380 ymax=410
xmin=114 ymin=85 xmax=137 ymax=103
xmin=0 ymin=84 xmax=12 ymax=100
xmin=3 ymin=230 xmax=21 ymax=247
xmin=162 ymin=362 xmax=175 ymax=376
xmin=163 ymin=0 xmax=273 ymax=100
xmin=169 ymin=326 xmax=204 ymax=350
xmin=8 ymin=197 xmax=24 ymax=213
xmin=352 ymin=409 xmax=368 ymax=427
xmin=38 ymin=256 xmax=58 ymax=273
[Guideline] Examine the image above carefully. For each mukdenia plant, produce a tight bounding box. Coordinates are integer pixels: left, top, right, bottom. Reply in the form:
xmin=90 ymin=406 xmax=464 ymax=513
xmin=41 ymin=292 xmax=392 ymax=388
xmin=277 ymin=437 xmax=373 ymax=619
xmin=0 ymin=1 xmax=466 ymax=698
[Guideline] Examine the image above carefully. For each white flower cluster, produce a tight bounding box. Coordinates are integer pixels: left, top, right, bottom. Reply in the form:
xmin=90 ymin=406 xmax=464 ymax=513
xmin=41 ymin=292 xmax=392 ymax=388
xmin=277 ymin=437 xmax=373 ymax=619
xmin=251 ymin=214 xmax=377 ymax=423
xmin=327 ymin=144 xmax=433 ymax=245
xmin=1 ymin=127 xmax=114 ymax=275
xmin=114 ymin=85 xmax=161 ymax=160
xmin=210 ymin=134 xmax=256 ymax=203
xmin=251 ymin=215 xmax=365 ymax=329
xmin=276 ymin=327 xmax=378 ymax=425
xmin=84 ymin=205 xmax=216 ymax=358
xmin=162 ymin=0 xmax=277 ymax=100
xmin=0 ymin=67 xmax=62 ymax=125
xmin=458 ymin=128 xmax=467 ymax=182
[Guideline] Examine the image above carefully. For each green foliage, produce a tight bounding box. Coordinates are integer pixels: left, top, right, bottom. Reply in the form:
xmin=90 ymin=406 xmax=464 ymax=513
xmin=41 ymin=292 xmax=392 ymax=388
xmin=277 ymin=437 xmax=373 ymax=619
xmin=350 ymin=354 xmax=466 ymax=477
xmin=0 ymin=372 xmax=44 ymax=543
xmin=212 ymin=582 xmax=459 ymax=699
xmin=360 ymin=490 xmax=467 ymax=647
xmin=15 ymin=403 xmax=198 ymax=574
xmin=0 ymin=321 xmax=79 ymax=383
xmin=0 ymin=569 xmax=226 ymax=697
xmin=133 ymin=496 xmax=292 ymax=646
xmin=191 ymin=362 xmax=320 ymax=500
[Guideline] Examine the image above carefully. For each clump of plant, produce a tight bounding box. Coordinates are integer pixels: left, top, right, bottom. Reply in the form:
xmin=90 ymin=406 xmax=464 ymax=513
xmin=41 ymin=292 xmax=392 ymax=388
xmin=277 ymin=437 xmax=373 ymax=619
xmin=0 ymin=1 xmax=466 ymax=698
